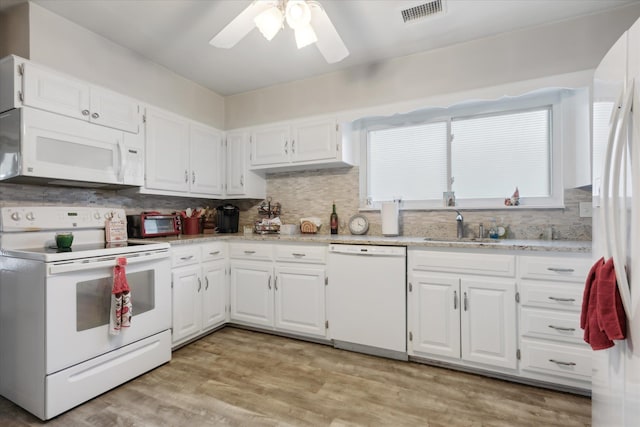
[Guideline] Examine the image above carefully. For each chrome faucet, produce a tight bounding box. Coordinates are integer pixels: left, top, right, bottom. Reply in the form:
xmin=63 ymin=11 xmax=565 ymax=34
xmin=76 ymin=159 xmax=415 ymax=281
xmin=455 ymin=210 xmax=464 ymax=239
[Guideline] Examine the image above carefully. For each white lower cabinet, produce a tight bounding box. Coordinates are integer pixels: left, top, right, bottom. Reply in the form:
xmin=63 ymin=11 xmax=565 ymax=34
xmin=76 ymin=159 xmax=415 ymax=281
xmin=408 ymin=249 xmax=518 ymax=372
xmin=171 ymin=243 xmax=228 ymax=347
xmin=230 ymin=261 xmax=274 ymax=327
xmin=274 ymin=265 xmax=326 ymax=337
xmin=229 ymin=242 xmax=327 ymax=340
xmin=517 ymin=253 xmax=592 ymax=391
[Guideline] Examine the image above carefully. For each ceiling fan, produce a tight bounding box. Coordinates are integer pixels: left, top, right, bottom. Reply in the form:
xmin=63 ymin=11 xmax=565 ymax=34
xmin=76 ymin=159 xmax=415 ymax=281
xmin=209 ymin=0 xmax=349 ymax=64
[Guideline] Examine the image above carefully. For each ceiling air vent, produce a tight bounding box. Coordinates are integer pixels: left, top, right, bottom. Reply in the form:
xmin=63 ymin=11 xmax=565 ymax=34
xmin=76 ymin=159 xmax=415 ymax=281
xmin=401 ymin=0 xmax=444 ymax=23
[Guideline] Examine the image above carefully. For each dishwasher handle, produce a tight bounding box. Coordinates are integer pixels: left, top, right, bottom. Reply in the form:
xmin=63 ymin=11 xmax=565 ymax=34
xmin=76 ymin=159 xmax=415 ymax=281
xmin=329 ymin=245 xmax=405 ymax=257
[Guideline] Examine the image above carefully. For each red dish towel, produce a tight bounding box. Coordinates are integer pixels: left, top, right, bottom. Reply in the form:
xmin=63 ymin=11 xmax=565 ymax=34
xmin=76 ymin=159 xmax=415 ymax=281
xmin=109 ymin=257 xmax=132 ymax=336
xmin=580 ymin=257 xmax=627 ymax=350
xmin=596 ymin=258 xmax=626 ymax=341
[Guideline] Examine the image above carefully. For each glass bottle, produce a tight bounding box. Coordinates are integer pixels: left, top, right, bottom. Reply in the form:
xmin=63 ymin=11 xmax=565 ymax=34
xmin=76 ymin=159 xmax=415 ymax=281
xmin=330 ymin=202 xmax=338 ymax=235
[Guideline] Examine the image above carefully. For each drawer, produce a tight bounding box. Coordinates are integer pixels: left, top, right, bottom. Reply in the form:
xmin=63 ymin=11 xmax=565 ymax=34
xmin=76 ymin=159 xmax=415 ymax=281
xmin=229 ymin=242 xmax=273 ymax=261
xmin=520 ymin=307 xmax=584 ymax=344
xmin=410 ymin=250 xmax=515 ymax=277
xmin=520 ymin=280 xmax=583 ymax=311
xmin=201 ymin=242 xmax=226 ymax=262
xmin=171 ymin=245 xmax=201 ymax=268
xmin=519 ymin=255 xmax=592 ymax=283
xmin=520 ymin=339 xmax=592 ymax=381
xmin=274 ymin=244 xmax=326 ymax=264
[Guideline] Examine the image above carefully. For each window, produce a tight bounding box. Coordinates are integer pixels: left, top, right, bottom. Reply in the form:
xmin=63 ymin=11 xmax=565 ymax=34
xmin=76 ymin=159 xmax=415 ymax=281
xmin=360 ymin=91 xmax=566 ymax=209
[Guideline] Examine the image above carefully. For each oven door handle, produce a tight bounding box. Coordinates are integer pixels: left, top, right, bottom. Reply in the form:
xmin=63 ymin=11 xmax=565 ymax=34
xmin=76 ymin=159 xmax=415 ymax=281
xmin=48 ymin=251 xmax=169 ymax=275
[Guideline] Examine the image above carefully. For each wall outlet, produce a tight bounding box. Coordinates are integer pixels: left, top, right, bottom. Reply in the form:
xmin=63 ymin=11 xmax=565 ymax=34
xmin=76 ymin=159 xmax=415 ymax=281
xmin=579 ymin=202 xmax=593 ymax=218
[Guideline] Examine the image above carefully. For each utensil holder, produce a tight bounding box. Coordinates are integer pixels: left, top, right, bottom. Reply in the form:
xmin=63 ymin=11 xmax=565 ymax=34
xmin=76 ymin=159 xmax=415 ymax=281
xmin=182 ymin=217 xmax=201 ymax=235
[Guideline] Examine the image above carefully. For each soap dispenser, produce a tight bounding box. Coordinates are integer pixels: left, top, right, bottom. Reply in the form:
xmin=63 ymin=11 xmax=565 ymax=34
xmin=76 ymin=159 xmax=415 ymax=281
xmin=489 ymin=218 xmax=499 ymax=239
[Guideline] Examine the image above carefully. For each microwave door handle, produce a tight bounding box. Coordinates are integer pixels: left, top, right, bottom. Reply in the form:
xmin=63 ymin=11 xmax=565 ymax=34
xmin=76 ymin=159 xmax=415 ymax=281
xmin=48 ymin=251 xmax=168 ymax=275
xmin=118 ymin=139 xmax=126 ymax=183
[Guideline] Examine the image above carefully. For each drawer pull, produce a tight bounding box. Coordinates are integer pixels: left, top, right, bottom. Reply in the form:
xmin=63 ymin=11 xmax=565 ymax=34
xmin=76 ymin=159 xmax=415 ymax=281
xmin=549 ymin=359 xmax=576 ymax=367
xmin=292 ymin=253 xmax=306 ymax=257
xmin=547 ymin=267 xmax=575 ymax=273
xmin=180 ymin=255 xmax=194 ymax=261
xmin=548 ymin=296 xmax=576 ymax=302
xmin=453 ymin=290 xmax=458 ymax=310
xmin=244 ymin=250 xmax=256 ymax=254
xmin=209 ymin=250 xmax=221 ymax=256
xmin=548 ymin=325 xmax=576 ymax=332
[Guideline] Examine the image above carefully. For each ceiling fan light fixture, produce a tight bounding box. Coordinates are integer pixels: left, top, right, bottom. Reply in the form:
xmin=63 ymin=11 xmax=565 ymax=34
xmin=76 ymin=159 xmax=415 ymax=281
xmin=254 ymin=6 xmax=284 ymax=41
xmin=294 ymin=23 xmax=317 ymax=49
xmin=285 ymin=0 xmax=311 ymax=29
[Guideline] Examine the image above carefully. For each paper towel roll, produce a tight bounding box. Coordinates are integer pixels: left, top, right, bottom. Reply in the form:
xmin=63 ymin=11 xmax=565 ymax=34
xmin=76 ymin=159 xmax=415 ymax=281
xmin=381 ymin=201 xmax=399 ymax=236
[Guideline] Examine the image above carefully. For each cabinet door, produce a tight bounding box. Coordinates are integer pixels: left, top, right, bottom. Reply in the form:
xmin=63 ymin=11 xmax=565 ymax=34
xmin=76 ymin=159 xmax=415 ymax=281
xmin=290 ymin=118 xmax=337 ymax=163
xmin=250 ymin=125 xmax=290 ymax=166
xmin=229 ymin=261 xmax=274 ymax=327
xmin=226 ymin=131 xmax=248 ymax=195
xmin=21 ymin=62 xmax=91 ymax=122
xmin=172 ymin=265 xmax=202 ymax=343
xmin=274 ymin=265 xmax=326 ymax=338
xmin=408 ymin=272 xmax=460 ymax=359
xmin=201 ymin=260 xmax=227 ymax=331
xmin=89 ymin=87 xmax=140 ymax=133
xmin=190 ymin=123 xmax=224 ymax=196
xmin=145 ymin=108 xmax=190 ymax=192
xmin=460 ymin=277 xmax=517 ymax=369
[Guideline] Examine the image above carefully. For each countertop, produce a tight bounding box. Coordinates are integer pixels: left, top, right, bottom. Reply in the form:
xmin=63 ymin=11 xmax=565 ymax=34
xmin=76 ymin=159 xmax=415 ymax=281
xmin=134 ymin=233 xmax=592 ymax=253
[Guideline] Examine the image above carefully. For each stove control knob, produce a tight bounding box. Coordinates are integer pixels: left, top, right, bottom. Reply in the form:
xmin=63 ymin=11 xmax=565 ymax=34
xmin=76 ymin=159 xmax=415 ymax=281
xmin=26 ymin=212 xmax=35 ymax=221
xmin=10 ymin=212 xmax=21 ymax=221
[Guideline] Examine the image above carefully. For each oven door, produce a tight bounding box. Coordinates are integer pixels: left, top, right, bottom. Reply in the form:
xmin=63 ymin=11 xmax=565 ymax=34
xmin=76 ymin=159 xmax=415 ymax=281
xmin=45 ymin=250 xmax=170 ymax=374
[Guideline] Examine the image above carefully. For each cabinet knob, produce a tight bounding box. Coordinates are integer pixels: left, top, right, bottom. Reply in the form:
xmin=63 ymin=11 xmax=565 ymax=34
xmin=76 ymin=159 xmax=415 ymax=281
xmin=205 ymin=277 xmax=209 ymax=290
xmin=192 ymin=171 xmax=196 ymax=184
xmin=81 ymin=109 xmax=90 ymax=116
xmin=292 ymin=139 xmax=295 ymax=153
xmin=91 ymin=112 xmax=100 ymax=119
xmin=453 ymin=290 xmax=458 ymax=310
xmin=197 ymin=277 xmax=202 ymax=292
xmin=463 ymin=292 xmax=468 ymax=311
xmin=268 ymin=275 xmax=272 ymax=290
xmin=284 ymin=140 xmax=288 ymax=154
xmin=184 ymin=170 xmax=188 ymax=183
xmin=240 ymin=174 xmax=244 ymax=186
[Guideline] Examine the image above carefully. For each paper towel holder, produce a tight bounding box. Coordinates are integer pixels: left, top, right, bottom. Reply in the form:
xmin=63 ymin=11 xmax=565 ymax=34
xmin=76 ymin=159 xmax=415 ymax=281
xmin=381 ymin=199 xmax=401 ymax=237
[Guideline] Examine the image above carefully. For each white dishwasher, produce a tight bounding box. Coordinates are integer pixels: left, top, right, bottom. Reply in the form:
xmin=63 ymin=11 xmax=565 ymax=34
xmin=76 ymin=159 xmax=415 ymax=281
xmin=327 ymin=244 xmax=407 ymax=360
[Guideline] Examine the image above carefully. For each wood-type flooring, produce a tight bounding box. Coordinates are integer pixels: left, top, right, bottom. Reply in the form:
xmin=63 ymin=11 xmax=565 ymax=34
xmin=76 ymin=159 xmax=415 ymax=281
xmin=0 ymin=327 xmax=591 ymax=426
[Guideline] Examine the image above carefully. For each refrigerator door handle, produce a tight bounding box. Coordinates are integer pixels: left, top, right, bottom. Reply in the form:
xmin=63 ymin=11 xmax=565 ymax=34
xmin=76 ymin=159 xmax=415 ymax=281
xmin=601 ymin=88 xmax=625 ymax=259
xmin=609 ymin=79 xmax=633 ymax=319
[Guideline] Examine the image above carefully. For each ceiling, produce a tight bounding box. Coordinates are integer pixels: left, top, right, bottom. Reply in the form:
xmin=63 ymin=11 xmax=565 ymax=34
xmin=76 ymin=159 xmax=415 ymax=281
xmin=9 ymin=0 xmax=640 ymax=96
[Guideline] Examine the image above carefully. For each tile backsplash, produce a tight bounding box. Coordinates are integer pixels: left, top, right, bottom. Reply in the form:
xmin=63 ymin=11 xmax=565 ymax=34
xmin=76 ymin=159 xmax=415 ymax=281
xmin=0 ymin=166 xmax=592 ymax=241
xmin=240 ymin=167 xmax=592 ymax=241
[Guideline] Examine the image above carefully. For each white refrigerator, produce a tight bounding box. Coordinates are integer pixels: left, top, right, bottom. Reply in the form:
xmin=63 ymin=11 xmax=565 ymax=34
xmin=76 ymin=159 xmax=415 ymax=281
xmin=591 ymin=16 xmax=640 ymax=427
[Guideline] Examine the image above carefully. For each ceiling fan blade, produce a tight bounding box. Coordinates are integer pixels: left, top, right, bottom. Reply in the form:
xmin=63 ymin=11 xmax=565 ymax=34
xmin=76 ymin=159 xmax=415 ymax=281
xmin=309 ymin=2 xmax=349 ymax=63
xmin=209 ymin=1 xmax=275 ymax=48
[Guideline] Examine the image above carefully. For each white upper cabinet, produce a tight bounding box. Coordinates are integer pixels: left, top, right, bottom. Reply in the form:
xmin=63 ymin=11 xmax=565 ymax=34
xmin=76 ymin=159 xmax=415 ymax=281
xmin=290 ymin=117 xmax=338 ymax=163
xmin=21 ymin=61 xmax=140 ymax=133
xmin=248 ymin=116 xmax=353 ymax=172
xmin=144 ymin=106 xmax=226 ymax=198
xmin=225 ymin=130 xmax=266 ymax=199
xmin=190 ymin=123 xmax=224 ymax=196
xmin=145 ymin=107 xmax=190 ymax=193
xmin=251 ymin=124 xmax=290 ymax=167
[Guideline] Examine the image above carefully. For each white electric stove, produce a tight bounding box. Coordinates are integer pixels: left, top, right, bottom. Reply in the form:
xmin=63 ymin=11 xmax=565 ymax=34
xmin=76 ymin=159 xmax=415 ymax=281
xmin=0 ymin=206 xmax=172 ymax=420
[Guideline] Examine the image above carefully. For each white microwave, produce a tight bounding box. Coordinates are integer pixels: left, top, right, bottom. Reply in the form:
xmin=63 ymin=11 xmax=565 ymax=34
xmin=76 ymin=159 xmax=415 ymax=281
xmin=0 ymin=107 xmax=143 ymax=188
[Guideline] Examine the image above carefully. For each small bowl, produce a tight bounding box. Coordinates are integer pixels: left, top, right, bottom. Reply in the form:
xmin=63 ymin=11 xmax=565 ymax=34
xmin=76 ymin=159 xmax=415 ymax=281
xmin=55 ymin=232 xmax=74 ymax=249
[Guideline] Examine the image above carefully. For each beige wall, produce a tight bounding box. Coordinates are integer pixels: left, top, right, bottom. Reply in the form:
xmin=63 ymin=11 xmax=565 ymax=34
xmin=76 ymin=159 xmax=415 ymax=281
xmin=0 ymin=3 xmax=29 ymax=58
xmin=25 ymin=2 xmax=225 ymax=129
xmin=226 ymin=3 xmax=640 ymax=129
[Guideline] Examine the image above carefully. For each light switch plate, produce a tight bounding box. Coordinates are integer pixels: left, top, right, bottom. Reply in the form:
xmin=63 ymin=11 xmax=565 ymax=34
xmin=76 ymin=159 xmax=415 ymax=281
xmin=579 ymin=202 xmax=593 ymax=218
